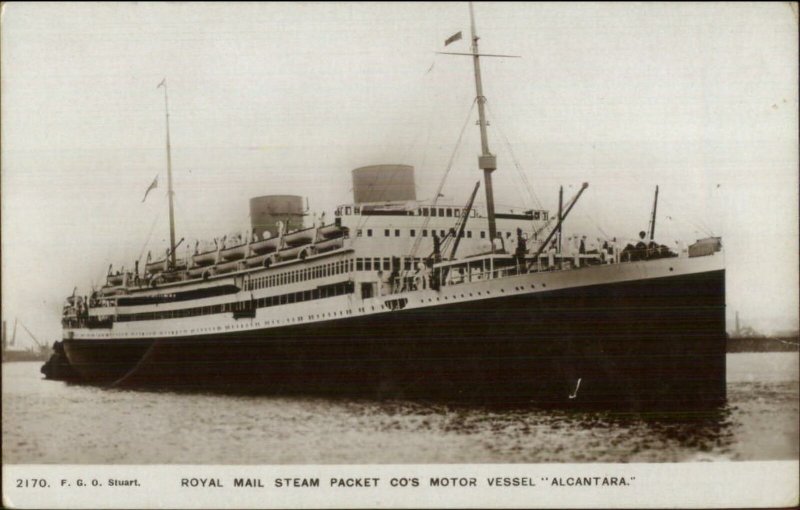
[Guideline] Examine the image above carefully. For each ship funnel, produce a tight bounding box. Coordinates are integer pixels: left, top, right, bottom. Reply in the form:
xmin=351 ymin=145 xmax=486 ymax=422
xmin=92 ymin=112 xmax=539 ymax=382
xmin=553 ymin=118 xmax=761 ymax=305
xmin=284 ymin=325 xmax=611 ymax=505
xmin=352 ymin=165 xmax=416 ymax=204
xmin=249 ymin=195 xmax=304 ymax=240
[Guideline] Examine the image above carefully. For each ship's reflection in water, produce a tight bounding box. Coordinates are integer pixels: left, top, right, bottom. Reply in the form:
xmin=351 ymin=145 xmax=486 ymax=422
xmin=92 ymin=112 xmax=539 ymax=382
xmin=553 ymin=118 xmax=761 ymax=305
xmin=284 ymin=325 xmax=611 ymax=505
xmin=2 ymin=353 xmax=797 ymax=464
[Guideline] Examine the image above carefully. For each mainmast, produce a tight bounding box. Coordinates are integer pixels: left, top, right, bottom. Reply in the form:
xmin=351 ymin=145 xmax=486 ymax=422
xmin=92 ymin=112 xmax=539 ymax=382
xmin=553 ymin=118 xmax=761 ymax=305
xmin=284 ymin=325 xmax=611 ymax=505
xmin=468 ymin=2 xmax=498 ymax=251
xmin=158 ymin=78 xmax=178 ymax=268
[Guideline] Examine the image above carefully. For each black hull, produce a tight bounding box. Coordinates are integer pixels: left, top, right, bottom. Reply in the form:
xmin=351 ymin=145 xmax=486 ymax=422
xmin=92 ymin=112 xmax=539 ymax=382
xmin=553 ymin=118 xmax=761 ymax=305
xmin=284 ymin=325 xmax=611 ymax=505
xmin=63 ymin=270 xmax=726 ymax=409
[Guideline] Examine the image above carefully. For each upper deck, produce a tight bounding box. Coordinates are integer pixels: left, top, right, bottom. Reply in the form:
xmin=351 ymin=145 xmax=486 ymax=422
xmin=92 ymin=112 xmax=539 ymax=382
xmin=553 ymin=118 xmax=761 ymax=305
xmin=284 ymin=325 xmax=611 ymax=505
xmin=335 ymin=200 xmax=551 ymax=259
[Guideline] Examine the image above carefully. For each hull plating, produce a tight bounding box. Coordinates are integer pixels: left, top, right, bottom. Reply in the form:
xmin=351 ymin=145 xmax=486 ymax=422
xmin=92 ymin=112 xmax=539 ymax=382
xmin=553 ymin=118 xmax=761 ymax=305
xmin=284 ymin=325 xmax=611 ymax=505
xmin=62 ymin=269 xmax=726 ymax=408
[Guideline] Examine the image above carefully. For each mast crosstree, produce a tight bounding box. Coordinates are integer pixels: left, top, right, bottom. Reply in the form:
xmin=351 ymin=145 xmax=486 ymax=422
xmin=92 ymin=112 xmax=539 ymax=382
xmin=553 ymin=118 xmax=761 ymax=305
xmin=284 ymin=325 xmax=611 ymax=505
xmin=439 ymin=3 xmax=520 ymax=252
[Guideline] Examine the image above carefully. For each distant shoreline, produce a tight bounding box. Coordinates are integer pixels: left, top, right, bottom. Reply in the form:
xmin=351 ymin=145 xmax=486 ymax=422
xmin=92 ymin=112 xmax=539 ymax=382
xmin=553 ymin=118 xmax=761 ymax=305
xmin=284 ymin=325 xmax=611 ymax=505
xmin=5 ymin=337 xmax=798 ymax=361
xmin=727 ymin=336 xmax=800 ymax=353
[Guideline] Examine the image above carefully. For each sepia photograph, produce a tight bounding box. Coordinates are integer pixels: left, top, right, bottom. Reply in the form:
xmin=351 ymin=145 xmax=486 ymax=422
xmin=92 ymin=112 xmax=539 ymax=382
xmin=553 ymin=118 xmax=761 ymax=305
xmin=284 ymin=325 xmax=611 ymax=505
xmin=2 ymin=2 xmax=798 ymax=508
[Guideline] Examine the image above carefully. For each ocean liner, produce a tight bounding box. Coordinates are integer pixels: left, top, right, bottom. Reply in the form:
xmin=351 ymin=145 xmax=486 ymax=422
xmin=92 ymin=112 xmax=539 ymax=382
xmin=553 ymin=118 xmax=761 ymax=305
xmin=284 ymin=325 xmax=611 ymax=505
xmin=51 ymin=5 xmax=726 ymax=408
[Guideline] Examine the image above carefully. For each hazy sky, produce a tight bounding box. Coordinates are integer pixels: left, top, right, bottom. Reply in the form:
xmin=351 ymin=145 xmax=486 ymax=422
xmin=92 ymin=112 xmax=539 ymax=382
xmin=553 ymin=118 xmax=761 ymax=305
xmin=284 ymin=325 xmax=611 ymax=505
xmin=2 ymin=2 xmax=797 ymax=346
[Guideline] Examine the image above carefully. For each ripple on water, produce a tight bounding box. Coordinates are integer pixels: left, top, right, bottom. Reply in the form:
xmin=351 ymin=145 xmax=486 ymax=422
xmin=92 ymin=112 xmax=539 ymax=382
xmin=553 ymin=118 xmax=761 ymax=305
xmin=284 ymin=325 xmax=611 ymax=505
xmin=2 ymin=356 xmax=798 ymax=463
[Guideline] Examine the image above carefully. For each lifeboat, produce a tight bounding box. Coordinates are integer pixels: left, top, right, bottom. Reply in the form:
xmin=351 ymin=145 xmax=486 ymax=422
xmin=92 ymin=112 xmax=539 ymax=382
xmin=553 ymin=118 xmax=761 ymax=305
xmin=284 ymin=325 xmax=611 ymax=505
xmin=98 ymin=284 xmax=125 ymax=296
xmin=158 ymin=271 xmax=184 ymax=283
xmin=215 ymin=259 xmax=242 ymax=275
xmin=146 ymin=259 xmax=167 ymax=275
xmin=220 ymin=242 xmax=247 ymax=261
xmin=314 ymin=236 xmax=344 ymax=254
xmin=107 ymin=273 xmax=124 ymax=286
xmin=250 ymin=236 xmax=280 ymax=255
xmin=187 ymin=265 xmax=207 ymax=278
xmin=282 ymin=227 xmax=315 ymax=247
xmin=193 ymin=249 xmax=216 ymax=266
xmin=274 ymin=244 xmax=304 ymax=261
xmin=316 ymin=223 xmax=347 ymax=240
xmin=244 ymin=253 xmax=272 ymax=268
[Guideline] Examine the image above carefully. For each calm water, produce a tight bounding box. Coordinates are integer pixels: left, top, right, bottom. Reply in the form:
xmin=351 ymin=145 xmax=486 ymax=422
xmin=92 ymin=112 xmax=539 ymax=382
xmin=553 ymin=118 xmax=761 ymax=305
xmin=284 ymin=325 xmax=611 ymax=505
xmin=2 ymin=353 xmax=797 ymax=464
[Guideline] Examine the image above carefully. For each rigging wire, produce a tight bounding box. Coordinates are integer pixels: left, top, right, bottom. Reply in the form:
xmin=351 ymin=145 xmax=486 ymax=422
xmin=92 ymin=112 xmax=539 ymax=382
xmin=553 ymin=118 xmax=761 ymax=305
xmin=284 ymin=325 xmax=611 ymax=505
xmin=565 ymin=188 xmax=612 ymax=241
xmin=351 ymin=54 xmax=441 ymax=242
xmin=694 ymin=216 xmax=716 ymax=237
xmin=658 ymin=194 xmax=716 ymax=238
xmin=172 ymin=194 xmax=191 ymax=241
xmin=136 ymin=195 xmax=166 ymax=267
xmin=431 ymin=98 xmax=478 ymax=212
xmin=575 ymin=202 xmax=611 ymax=240
xmin=397 ymin=54 xmax=439 ymax=175
xmin=484 ymin=100 xmax=543 ymax=211
xmin=414 ymin=54 xmax=440 ymax=184
xmin=172 ymin=192 xmax=211 ymax=259
xmin=402 ymin=97 xmax=478 ymax=269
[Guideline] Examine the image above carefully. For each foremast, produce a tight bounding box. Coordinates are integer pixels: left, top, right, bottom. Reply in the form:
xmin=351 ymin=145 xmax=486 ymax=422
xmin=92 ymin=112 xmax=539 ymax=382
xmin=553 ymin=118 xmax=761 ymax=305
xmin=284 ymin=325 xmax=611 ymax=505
xmin=158 ymin=78 xmax=178 ymax=268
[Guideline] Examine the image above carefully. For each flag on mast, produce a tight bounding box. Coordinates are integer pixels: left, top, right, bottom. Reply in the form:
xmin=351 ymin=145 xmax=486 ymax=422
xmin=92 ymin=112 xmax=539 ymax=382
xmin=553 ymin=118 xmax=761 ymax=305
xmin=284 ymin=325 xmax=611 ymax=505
xmin=444 ymin=31 xmax=462 ymax=46
xmin=142 ymin=175 xmax=159 ymax=202
xmin=157 ymin=77 xmax=166 ymax=89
